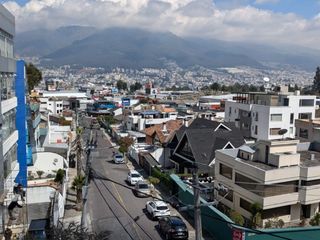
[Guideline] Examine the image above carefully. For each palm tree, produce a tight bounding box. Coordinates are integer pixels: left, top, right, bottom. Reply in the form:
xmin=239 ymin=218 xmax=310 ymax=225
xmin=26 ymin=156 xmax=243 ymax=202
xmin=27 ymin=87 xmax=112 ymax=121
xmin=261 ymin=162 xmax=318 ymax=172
xmin=75 ymin=127 xmax=83 ymax=177
xmin=72 ymin=175 xmax=85 ymax=205
xmin=250 ymin=202 xmax=263 ymax=228
xmin=36 ymin=170 xmax=44 ymax=179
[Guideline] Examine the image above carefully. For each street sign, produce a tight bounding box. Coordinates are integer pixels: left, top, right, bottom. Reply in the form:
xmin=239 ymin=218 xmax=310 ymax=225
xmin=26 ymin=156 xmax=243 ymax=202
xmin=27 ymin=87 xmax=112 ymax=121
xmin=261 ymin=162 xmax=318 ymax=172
xmin=122 ymin=98 xmax=131 ymax=107
xmin=232 ymin=228 xmax=245 ymax=240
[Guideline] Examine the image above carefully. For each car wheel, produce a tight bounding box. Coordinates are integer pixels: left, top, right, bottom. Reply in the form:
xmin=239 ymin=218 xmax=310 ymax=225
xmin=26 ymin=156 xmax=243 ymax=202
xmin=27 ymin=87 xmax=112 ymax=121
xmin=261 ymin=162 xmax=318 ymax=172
xmin=165 ymin=233 xmax=170 ymax=240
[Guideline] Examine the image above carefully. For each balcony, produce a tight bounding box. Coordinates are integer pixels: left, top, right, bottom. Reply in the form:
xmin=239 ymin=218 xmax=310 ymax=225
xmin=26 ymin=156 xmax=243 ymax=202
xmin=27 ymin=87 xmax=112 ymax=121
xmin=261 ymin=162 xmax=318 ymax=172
xmin=299 ymin=186 xmax=320 ymax=204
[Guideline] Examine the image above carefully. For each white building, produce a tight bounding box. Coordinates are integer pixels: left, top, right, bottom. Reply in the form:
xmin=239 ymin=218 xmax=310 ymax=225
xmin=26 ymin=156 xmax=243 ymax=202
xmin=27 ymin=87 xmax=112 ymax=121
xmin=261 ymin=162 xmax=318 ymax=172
xmin=225 ymin=91 xmax=316 ymax=140
xmin=215 ymin=139 xmax=320 ymax=226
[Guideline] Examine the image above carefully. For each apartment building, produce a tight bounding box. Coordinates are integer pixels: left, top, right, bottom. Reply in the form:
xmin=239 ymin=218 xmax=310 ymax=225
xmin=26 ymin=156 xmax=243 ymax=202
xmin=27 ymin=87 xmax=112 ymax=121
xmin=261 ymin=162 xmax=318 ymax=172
xmin=126 ymin=105 xmax=178 ymax=132
xmin=0 ymin=4 xmax=20 ymax=232
xmin=215 ymin=139 xmax=320 ymax=226
xmin=295 ymin=119 xmax=320 ymax=143
xmin=225 ymin=91 xmax=316 ymax=140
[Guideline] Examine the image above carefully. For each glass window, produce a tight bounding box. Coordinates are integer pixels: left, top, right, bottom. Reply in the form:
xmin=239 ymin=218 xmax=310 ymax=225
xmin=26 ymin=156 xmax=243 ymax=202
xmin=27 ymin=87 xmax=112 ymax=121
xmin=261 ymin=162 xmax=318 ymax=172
xmin=240 ymin=198 xmax=252 ymax=212
xmin=299 ymin=99 xmax=314 ymax=107
xmin=254 ymin=125 xmax=258 ymax=135
xmin=255 ymin=112 xmax=258 ymax=121
xmin=3 ymin=145 xmax=17 ymax=179
xmin=2 ymin=109 xmax=16 ymax=140
xmin=290 ymin=113 xmax=294 ymax=124
xmin=270 ymin=128 xmax=281 ymax=135
xmin=0 ymin=73 xmax=15 ymax=100
xmin=299 ymin=113 xmax=312 ymax=120
xmin=219 ymin=188 xmax=233 ymax=202
xmin=270 ymin=114 xmax=282 ymax=121
xmin=262 ymin=206 xmax=290 ymax=219
xmin=299 ymin=128 xmax=309 ymax=139
xmin=219 ymin=163 xmax=233 ymax=179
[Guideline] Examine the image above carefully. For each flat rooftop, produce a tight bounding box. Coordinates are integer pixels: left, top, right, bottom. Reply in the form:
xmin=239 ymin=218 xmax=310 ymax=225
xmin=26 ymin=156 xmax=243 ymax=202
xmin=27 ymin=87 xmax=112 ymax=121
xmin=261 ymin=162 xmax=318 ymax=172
xmin=299 ymin=150 xmax=320 ymax=167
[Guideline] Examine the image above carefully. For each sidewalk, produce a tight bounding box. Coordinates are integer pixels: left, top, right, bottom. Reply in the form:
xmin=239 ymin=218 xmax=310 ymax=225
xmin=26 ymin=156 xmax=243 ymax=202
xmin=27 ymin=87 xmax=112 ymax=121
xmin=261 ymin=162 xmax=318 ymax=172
xmin=63 ymin=167 xmax=82 ymax=226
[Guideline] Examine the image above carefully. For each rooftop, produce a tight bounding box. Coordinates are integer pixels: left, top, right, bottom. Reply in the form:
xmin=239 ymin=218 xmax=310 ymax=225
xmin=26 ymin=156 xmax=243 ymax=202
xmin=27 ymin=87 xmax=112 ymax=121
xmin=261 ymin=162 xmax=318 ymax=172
xmin=299 ymin=150 xmax=320 ymax=167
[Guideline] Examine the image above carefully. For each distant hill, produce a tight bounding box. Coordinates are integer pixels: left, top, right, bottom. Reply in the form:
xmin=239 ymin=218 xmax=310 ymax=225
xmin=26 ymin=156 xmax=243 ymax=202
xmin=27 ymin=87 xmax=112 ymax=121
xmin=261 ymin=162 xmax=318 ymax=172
xmin=15 ymin=26 xmax=319 ymax=71
xmin=16 ymin=26 xmax=97 ymax=57
xmin=42 ymin=27 xmax=262 ymax=69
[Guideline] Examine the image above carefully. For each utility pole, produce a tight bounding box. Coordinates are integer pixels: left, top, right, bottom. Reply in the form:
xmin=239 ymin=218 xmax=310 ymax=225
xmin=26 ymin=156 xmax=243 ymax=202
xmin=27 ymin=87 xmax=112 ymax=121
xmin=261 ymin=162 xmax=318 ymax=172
xmin=193 ymin=167 xmax=202 ymax=240
xmin=81 ymin=125 xmax=93 ymax=229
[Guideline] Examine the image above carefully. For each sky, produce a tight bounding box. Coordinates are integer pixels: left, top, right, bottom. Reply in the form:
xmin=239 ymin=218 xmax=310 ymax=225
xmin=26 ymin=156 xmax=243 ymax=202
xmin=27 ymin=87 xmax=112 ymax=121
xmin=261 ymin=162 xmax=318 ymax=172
xmin=1 ymin=0 xmax=320 ymax=49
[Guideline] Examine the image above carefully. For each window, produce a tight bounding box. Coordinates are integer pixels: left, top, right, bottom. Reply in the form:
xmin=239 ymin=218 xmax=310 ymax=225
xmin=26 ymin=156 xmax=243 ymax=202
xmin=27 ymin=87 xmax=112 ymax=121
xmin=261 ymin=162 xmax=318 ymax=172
xmin=299 ymin=128 xmax=309 ymax=139
xmin=2 ymin=109 xmax=16 ymax=140
xmin=219 ymin=189 xmax=233 ymax=202
xmin=290 ymin=113 xmax=294 ymax=124
xmin=254 ymin=125 xmax=258 ymax=135
xmin=262 ymin=206 xmax=291 ymax=219
xmin=0 ymin=73 xmax=15 ymax=100
xmin=299 ymin=99 xmax=314 ymax=107
xmin=255 ymin=112 xmax=258 ymax=121
xmin=301 ymin=179 xmax=320 ymax=186
xmin=289 ymin=127 xmax=293 ymax=134
xmin=3 ymin=145 xmax=17 ymax=178
xmin=270 ymin=114 xmax=282 ymax=121
xmin=299 ymin=113 xmax=312 ymax=120
xmin=240 ymin=198 xmax=252 ymax=212
xmin=270 ymin=128 xmax=281 ymax=135
xmin=283 ymin=98 xmax=289 ymax=106
xmin=219 ymin=163 xmax=233 ymax=179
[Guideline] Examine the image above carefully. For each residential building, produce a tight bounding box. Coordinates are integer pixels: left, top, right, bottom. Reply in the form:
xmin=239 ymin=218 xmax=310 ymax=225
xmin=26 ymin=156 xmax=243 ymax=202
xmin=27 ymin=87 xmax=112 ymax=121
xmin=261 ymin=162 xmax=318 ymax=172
xmin=295 ymin=119 xmax=320 ymax=143
xmin=215 ymin=139 xmax=320 ymax=226
xmin=225 ymin=91 xmax=316 ymax=140
xmin=170 ymin=118 xmax=245 ymax=175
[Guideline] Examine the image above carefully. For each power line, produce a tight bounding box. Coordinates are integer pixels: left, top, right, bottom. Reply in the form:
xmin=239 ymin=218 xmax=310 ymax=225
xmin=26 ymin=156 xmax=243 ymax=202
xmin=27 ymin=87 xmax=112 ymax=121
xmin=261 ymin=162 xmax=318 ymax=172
xmin=96 ymin=178 xmax=153 ymax=240
xmin=91 ymin=178 xmax=135 ymax=240
xmin=91 ymin=169 xmax=294 ymax=240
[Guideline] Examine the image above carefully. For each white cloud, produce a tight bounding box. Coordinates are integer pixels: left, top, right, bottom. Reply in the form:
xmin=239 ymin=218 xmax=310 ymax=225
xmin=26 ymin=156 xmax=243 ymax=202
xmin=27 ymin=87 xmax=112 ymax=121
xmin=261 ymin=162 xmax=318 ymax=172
xmin=3 ymin=0 xmax=320 ymax=49
xmin=254 ymin=0 xmax=279 ymax=4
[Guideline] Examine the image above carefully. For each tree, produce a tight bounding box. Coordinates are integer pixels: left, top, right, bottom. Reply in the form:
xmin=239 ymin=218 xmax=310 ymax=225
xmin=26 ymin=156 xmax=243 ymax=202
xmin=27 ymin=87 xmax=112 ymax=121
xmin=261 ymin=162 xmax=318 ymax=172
xmin=130 ymin=82 xmax=143 ymax=93
xmin=75 ymin=127 xmax=83 ymax=177
xmin=54 ymin=169 xmax=65 ymax=184
xmin=313 ymin=67 xmax=320 ymax=93
xmin=229 ymin=210 xmax=244 ymax=226
xmin=250 ymin=202 xmax=262 ymax=228
xmin=26 ymin=63 xmax=42 ymax=93
xmin=72 ymin=175 xmax=85 ymax=205
xmin=36 ymin=170 xmax=44 ymax=179
xmin=116 ymin=80 xmax=127 ymax=91
xmin=118 ymin=136 xmax=134 ymax=154
xmin=310 ymin=212 xmax=320 ymax=226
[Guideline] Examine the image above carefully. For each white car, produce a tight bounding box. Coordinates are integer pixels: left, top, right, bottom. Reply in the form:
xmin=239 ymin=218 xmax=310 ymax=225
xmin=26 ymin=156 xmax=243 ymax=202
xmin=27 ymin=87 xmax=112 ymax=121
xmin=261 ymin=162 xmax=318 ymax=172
xmin=146 ymin=201 xmax=171 ymax=220
xmin=113 ymin=153 xmax=124 ymax=164
xmin=127 ymin=170 xmax=144 ymax=186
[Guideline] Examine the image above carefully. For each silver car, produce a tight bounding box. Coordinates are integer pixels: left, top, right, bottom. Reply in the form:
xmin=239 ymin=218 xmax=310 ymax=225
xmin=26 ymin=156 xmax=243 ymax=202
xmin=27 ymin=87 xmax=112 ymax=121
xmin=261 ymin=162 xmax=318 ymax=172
xmin=134 ymin=181 xmax=151 ymax=197
xmin=146 ymin=200 xmax=171 ymax=220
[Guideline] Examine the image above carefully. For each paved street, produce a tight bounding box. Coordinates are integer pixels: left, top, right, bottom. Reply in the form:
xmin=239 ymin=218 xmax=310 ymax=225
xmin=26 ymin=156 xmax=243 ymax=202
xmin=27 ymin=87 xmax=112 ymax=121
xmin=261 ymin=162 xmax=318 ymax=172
xmin=81 ymin=120 xmax=164 ymax=239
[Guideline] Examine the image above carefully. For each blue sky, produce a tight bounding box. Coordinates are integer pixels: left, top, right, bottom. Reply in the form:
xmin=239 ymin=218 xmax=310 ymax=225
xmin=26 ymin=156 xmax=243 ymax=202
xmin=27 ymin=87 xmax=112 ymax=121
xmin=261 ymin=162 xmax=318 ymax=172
xmin=214 ymin=0 xmax=320 ymax=19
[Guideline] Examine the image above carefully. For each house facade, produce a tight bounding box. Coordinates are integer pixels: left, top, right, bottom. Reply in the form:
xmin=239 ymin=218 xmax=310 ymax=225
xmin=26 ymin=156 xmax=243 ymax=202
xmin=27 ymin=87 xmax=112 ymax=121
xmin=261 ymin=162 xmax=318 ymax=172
xmin=225 ymin=92 xmax=316 ymax=140
xmin=215 ymin=139 xmax=320 ymax=226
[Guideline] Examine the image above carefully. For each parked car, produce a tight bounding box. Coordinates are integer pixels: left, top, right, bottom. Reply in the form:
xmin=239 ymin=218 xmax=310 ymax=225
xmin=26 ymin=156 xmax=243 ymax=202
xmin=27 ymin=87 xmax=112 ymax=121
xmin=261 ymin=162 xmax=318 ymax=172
xmin=127 ymin=170 xmax=144 ymax=186
xmin=134 ymin=181 xmax=151 ymax=197
xmin=158 ymin=216 xmax=188 ymax=240
xmin=146 ymin=200 xmax=170 ymax=220
xmin=113 ymin=153 xmax=125 ymax=164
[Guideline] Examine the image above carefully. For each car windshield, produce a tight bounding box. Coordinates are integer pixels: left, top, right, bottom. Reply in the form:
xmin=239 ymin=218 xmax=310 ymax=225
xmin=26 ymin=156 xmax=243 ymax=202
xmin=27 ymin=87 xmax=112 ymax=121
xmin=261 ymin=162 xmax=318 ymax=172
xmin=115 ymin=155 xmax=123 ymax=158
xmin=132 ymin=174 xmax=141 ymax=178
xmin=171 ymin=218 xmax=185 ymax=226
xmin=157 ymin=206 xmax=168 ymax=211
xmin=138 ymin=184 xmax=149 ymax=189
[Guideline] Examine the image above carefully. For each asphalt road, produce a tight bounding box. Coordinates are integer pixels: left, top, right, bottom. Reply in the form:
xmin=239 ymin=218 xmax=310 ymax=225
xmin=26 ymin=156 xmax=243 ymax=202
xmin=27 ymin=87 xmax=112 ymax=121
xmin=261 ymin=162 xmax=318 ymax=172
xmin=81 ymin=121 xmax=164 ymax=239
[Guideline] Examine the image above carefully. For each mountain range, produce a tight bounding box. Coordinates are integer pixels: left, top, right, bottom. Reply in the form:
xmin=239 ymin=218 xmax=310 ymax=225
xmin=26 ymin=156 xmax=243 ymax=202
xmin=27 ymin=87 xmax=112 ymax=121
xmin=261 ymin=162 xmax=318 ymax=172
xmin=16 ymin=26 xmax=320 ymax=71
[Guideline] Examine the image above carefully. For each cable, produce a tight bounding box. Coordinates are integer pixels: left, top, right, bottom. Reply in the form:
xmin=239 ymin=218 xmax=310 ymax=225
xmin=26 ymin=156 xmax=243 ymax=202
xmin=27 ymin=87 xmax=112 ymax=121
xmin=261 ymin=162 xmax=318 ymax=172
xmin=91 ymin=178 xmax=135 ymax=240
xmin=96 ymin=178 xmax=153 ymax=240
xmin=91 ymin=170 xmax=294 ymax=240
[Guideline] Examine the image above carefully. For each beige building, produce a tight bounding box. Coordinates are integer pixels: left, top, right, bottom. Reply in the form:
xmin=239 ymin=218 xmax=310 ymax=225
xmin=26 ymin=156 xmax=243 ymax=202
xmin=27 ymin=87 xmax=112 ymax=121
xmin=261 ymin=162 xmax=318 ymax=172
xmin=295 ymin=119 xmax=320 ymax=143
xmin=215 ymin=139 xmax=320 ymax=226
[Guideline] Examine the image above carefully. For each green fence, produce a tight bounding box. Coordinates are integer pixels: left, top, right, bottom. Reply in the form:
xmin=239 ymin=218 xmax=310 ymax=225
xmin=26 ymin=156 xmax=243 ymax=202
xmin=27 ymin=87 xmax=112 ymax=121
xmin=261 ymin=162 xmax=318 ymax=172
xmin=170 ymin=174 xmax=233 ymax=240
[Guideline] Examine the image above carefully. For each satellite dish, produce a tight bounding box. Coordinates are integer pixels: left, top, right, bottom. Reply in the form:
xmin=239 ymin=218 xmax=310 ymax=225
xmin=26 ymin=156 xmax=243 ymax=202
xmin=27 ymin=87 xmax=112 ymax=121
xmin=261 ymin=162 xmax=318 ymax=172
xmin=263 ymin=77 xmax=270 ymax=82
xmin=278 ymin=129 xmax=288 ymax=139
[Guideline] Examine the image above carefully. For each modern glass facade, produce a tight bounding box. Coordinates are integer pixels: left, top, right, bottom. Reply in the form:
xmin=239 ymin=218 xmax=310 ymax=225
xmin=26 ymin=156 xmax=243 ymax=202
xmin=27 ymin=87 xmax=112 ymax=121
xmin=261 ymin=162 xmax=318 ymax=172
xmin=2 ymin=109 xmax=16 ymax=140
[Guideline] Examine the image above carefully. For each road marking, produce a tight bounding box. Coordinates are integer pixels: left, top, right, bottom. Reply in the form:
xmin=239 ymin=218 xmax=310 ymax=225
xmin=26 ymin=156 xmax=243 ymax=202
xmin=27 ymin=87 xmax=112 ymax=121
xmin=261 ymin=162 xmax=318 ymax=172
xmin=98 ymin=138 xmax=143 ymax=240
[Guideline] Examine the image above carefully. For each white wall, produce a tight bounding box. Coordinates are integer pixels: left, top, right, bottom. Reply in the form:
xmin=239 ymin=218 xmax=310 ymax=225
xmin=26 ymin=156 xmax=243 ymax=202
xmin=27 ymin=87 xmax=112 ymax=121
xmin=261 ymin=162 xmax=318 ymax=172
xmin=29 ymin=152 xmax=67 ymax=175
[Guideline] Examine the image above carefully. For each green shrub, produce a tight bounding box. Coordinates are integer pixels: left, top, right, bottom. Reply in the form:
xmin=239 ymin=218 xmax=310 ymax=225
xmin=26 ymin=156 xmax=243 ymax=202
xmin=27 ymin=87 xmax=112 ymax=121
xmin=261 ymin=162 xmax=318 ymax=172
xmin=229 ymin=210 xmax=244 ymax=226
xmin=310 ymin=213 xmax=320 ymax=226
xmin=54 ymin=169 xmax=65 ymax=184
